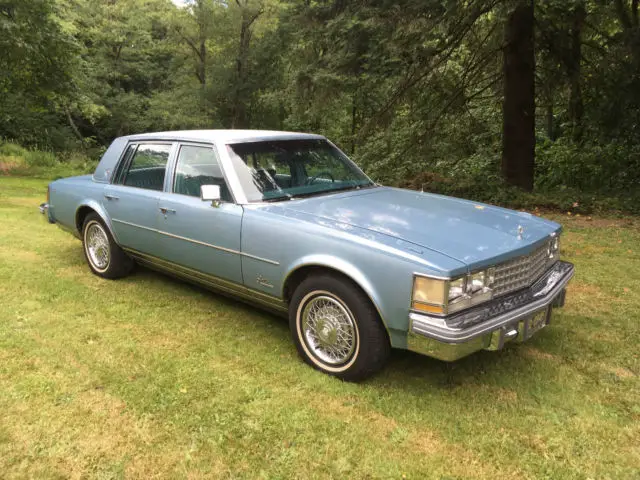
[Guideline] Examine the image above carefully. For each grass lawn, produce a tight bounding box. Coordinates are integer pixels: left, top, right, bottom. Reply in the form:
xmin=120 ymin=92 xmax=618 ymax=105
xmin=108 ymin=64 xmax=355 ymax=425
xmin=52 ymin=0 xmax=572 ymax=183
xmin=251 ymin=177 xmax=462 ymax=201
xmin=0 ymin=176 xmax=638 ymax=479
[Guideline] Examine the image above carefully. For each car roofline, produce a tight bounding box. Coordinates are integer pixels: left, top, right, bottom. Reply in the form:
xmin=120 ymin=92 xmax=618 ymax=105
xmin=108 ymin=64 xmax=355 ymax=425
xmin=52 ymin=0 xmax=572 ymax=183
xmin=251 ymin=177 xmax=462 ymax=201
xmin=121 ymin=130 xmax=325 ymax=145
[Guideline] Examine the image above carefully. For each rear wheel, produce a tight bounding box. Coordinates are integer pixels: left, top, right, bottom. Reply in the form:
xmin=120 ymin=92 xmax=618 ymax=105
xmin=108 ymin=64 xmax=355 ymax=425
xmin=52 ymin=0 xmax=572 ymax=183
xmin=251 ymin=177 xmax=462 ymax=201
xmin=82 ymin=213 xmax=133 ymax=279
xmin=289 ymin=274 xmax=390 ymax=381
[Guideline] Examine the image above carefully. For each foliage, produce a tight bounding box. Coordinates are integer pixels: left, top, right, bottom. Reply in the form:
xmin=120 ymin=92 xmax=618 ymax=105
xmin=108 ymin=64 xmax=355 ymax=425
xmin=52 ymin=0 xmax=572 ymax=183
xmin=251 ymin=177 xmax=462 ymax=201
xmin=1 ymin=0 xmax=640 ymax=209
xmin=0 ymin=141 xmax=98 ymax=178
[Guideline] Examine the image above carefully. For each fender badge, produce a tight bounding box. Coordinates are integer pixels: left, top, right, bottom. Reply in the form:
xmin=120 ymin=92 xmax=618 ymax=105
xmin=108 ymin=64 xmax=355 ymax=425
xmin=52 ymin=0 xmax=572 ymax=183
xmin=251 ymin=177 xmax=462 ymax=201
xmin=517 ymin=225 xmax=524 ymax=240
xmin=256 ymin=274 xmax=273 ymax=288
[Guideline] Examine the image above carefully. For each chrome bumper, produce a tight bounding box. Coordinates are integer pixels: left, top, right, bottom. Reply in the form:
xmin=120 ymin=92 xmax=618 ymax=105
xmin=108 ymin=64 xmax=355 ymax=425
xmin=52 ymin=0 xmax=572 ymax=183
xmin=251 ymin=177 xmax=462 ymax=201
xmin=407 ymin=261 xmax=574 ymax=361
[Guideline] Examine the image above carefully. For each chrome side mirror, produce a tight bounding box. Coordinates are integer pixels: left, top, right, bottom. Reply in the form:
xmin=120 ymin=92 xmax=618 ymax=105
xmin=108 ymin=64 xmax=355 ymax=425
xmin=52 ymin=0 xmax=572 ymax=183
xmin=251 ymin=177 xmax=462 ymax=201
xmin=200 ymin=184 xmax=221 ymax=207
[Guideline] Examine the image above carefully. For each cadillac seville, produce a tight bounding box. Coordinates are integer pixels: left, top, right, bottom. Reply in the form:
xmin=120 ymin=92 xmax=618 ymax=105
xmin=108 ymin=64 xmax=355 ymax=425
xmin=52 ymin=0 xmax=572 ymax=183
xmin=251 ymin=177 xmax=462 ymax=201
xmin=40 ymin=130 xmax=574 ymax=380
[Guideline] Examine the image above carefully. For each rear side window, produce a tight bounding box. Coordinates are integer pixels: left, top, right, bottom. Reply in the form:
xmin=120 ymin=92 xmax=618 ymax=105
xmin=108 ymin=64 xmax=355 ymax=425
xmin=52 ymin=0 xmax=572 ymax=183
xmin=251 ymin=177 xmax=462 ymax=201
xmin=173 ymin=145 xmax=232 ymax=201
xmin=121 ymin=144 xmax=171 ymax=191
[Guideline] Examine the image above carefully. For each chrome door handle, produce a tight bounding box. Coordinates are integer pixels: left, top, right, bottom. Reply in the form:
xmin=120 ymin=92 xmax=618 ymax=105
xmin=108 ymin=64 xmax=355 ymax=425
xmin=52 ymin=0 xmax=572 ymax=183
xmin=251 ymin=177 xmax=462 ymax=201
xmin=159 ymin=207 xmax=176 ymax=214
xmin=104 ymin=194 xmax=119 ymax=200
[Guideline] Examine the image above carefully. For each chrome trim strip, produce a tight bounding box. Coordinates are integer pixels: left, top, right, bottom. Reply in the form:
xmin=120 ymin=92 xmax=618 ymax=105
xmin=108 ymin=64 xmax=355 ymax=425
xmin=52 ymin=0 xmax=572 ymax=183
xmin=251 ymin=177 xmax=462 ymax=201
xmin=160 ymin=229 xmax=241 ymax=256
xmin=112 ymin=218 xmax=156 ymax=232
xmin=124 ymin=248 xmax=288 ymax=313
xmin=111 ymin=218 xmax=279 ymax=265
xmin=412 ymin=271 xmax=453 ymax=281
xmin=410 ymin=261 xmax=574 ymax=344
xmin=240 ymin=251 xmax=280 ymax=265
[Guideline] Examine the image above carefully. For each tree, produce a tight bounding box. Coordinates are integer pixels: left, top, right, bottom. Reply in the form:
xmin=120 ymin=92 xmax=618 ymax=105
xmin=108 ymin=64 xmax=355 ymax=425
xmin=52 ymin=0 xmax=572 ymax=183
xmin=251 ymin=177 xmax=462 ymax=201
xmin=501 ymin=0 xmax=535 ymax=191
xmin=0 ymin=0 xmax=78 ymax=146
xmin=230 ymin=0 xmax=264 ymax=128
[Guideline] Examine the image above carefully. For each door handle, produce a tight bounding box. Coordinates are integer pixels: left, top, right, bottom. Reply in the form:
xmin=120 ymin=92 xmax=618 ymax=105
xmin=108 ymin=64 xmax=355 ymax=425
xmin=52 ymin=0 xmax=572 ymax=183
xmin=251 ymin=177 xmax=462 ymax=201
xmin=104 ymin=194 xmax=119 ymax=200
xmin=159 ymin=207 xmax=176 ymax=215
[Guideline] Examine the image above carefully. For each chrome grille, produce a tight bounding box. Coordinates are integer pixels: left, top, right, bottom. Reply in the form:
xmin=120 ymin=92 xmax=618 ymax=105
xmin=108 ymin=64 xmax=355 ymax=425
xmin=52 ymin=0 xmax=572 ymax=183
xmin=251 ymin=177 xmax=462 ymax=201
xmin=492 ymin=243 xmax=552 ymax=297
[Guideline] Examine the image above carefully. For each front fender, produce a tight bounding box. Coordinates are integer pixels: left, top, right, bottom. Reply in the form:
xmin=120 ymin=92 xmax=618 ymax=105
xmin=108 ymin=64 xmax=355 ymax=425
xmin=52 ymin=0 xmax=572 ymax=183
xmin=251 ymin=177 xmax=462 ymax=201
xmin=284 ymin=254 xmax=382 ymax=306
xmin=282 ymin=253 xmax=393 ymax=336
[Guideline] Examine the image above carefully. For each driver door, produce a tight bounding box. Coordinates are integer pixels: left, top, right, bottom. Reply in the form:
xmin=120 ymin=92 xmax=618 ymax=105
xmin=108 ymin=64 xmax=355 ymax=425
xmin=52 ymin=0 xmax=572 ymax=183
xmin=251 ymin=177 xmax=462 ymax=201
xmin=157 ymin=143 xmax=243 ymax=285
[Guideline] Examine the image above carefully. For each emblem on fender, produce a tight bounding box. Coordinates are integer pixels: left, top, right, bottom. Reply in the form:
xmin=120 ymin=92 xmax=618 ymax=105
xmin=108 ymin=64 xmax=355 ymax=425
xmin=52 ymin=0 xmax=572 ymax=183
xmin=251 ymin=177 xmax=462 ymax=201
xmin=256 ymin=274 xmax=273 ymax=288
xmin=517 ymin=225 xmax=524 ymax=240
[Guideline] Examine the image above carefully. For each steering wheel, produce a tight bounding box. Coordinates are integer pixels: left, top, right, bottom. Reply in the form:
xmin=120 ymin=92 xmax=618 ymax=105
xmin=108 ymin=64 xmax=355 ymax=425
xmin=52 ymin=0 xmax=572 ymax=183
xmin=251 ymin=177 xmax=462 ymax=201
xmin=307 ymin=171 xmax=335 ymax=184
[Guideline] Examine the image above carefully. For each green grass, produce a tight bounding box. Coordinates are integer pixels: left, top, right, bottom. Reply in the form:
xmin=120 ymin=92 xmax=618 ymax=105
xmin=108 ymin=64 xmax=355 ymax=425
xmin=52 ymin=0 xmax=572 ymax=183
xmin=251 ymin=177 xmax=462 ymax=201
xmin=0 ymin=176 xmax=638 ymax=479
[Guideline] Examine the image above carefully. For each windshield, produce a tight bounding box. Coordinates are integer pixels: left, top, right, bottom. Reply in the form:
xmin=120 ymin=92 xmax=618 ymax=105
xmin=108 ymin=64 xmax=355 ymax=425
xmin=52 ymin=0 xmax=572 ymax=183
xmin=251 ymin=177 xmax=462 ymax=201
xmin=226 ymin=139 xmax=375 ymax=202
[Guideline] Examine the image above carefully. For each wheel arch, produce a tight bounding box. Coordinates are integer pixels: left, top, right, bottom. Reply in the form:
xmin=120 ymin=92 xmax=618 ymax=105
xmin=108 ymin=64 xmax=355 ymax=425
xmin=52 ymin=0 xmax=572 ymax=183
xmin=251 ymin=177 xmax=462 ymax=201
xmin=282 ymin=256 xmax=390 ymax=339
xmin=75 ymin=201 xmax=119 ymax=243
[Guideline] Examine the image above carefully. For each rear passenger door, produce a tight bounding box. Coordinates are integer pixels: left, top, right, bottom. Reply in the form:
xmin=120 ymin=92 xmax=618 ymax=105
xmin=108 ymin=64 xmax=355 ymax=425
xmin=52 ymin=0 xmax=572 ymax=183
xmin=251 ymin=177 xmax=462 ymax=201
xmin=103 ymin=142 xmax=173 ymax=257
xmin=157 ymin=143 xmax=244 ymax=284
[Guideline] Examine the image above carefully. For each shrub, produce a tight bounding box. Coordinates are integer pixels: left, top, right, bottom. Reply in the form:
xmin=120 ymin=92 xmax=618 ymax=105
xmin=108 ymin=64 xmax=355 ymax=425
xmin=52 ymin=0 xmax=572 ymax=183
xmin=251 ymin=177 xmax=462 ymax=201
xmin=0 ymin=141 xmax=98 ymax=179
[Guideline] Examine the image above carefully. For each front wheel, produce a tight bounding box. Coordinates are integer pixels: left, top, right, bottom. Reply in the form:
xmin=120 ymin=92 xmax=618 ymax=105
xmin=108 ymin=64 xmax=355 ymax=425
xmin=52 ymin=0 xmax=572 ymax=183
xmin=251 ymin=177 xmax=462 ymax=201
xmin=82 ymin=213 xmax=133 ymax=279
xmin=289 ymin=274 xmax=390 ymax=381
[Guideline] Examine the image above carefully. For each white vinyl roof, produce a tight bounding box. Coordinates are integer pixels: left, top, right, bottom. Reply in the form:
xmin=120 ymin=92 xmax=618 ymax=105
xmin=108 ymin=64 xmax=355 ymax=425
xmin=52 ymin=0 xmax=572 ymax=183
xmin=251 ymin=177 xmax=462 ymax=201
xmin=123 ymin=129 xmax=325 ymax=144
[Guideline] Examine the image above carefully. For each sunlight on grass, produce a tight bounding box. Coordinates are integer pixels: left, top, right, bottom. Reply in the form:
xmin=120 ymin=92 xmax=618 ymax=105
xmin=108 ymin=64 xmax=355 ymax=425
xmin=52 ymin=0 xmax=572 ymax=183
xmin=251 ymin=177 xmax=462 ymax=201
xmin=0 ymin=177 xmax=638 ymax=478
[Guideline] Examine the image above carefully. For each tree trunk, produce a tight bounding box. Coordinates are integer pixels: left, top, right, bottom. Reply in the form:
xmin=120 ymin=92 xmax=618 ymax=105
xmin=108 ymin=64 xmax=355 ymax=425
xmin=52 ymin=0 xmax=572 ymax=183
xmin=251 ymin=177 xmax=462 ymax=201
xmin=350 ymin=93 xmax=357 ymax=154
xmin=568 ymin=3 xmax=585 ymax=141
xmin=231 ymin=18 xmax=250 ymax=128
xmin=65 ymin=106 xmax=84 ymax=142
xmin=546 ymin=103 xmax=554 ymax=140
xmin=501 ymin=0 xmax=535 ymax=191
xmin=232 ymin=3 xmax=261 ymax=129
xmin=197 ymin=41 xmax=206 ymax=87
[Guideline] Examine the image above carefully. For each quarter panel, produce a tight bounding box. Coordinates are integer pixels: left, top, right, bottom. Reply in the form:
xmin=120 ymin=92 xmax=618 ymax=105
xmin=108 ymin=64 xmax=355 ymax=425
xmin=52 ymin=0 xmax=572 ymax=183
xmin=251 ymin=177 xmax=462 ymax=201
xmin=48 ymin=175 xmax=108 ymax=236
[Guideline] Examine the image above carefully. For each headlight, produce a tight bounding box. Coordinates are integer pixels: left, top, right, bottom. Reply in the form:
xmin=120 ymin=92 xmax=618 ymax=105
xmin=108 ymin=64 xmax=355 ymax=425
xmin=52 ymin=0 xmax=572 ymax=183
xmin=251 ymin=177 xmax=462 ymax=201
xmin=412 ymin=269 xmax=495 ymax=315
xmin=548 ymin=234 xmax=560 ymax=261
xmin=412 ymin=276 xmax=447 ymax=307
xmin=448 ymin=276 xmax=466 ymax=301
xmin=468 ymin=271 xmax=485 ymax=294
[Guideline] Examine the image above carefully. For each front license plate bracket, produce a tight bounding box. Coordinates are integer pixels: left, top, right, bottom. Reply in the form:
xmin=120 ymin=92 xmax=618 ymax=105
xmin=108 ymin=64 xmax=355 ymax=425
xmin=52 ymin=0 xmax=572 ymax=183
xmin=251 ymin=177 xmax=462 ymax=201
xmin=522 ymin=306 xmax=551 ymax=341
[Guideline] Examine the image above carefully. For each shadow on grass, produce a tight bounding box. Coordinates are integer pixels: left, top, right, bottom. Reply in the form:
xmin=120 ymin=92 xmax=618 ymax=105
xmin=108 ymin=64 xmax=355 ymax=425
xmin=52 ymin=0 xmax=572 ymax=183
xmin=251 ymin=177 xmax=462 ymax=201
xmin=130 ymin=263 xmax=536 ymax=391
xmin=59 ymin=248 xmax=566 ymax=397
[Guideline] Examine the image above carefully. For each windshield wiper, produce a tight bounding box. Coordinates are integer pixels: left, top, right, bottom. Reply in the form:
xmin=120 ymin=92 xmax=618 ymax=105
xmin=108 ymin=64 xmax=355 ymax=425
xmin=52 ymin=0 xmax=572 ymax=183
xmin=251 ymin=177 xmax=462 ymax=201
xmin=262 ymin=192 xmax=294 ymax=202
xmin=293 ymin=183 xmax=376 ymax=199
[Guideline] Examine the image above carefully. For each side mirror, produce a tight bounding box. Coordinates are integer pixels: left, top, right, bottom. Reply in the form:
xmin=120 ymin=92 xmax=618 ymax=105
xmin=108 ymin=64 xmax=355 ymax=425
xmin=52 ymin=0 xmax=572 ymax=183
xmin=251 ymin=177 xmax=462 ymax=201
xmin=200 ymin=184 xmax=221 ymax=207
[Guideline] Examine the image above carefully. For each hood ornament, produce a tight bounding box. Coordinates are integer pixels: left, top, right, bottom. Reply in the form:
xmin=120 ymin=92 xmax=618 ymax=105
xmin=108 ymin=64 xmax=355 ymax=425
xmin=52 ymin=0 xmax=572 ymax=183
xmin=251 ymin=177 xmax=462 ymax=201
xmin=517 ymin=225 xmax=524 ymax=240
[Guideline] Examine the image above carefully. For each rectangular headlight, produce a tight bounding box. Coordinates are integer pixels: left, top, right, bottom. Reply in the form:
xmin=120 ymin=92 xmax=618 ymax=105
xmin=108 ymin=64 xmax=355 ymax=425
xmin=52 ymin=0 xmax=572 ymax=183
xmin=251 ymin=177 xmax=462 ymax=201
xmin=412 ymin=270 xmax=494 ymax=315
xmin=412 ymin=276 xmax=447 ymax=314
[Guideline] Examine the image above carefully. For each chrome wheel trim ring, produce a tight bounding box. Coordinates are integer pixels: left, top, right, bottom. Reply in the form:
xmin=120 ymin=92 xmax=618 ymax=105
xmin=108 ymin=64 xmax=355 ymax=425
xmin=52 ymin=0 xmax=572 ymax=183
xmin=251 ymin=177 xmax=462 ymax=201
xmin=84 ymin=221 xmax=110 ymax=273
xmin=296 ymin=290 xmax=360 ymax=372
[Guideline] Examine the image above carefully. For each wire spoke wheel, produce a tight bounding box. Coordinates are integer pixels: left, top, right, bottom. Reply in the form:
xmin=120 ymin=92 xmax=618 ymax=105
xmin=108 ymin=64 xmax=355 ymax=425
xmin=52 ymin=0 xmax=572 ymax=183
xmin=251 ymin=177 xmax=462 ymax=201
xmin=85 ymin=222 xmax=110 ymax=270
xmin=301 ymin=294 xmax=357 ymax=366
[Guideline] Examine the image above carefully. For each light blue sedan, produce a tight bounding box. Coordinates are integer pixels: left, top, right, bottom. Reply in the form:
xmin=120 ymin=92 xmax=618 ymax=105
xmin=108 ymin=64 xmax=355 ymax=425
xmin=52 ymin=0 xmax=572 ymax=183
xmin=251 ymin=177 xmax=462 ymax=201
xmin=40 ymin=130 xmax=574 ymax=380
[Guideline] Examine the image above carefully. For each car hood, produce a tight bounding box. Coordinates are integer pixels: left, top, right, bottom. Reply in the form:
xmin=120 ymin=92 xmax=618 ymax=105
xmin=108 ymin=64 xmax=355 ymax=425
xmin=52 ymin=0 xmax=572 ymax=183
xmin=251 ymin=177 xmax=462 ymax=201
xmin=281 ymin=187 xmax=560 ymax=270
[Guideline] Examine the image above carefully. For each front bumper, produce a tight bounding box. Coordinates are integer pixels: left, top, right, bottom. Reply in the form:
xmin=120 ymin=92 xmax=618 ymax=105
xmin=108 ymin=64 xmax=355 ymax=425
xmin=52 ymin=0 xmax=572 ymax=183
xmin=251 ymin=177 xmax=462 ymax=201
xmin=407 ymin=260 xmax=574 ymax=361
xmin=39 ymin=203 xmax=55 ymax=224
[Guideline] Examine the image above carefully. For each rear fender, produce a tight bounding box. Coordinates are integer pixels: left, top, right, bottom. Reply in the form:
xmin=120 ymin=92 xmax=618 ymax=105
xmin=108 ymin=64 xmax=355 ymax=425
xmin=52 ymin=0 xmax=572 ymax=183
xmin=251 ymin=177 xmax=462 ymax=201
xmin=76 ymin=200 xmax=120 ymax=244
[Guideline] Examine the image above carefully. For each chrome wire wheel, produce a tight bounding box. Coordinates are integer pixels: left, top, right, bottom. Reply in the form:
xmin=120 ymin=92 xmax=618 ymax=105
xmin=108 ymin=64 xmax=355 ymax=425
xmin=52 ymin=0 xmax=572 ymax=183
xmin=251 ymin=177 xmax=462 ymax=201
xmin=84 ymin=221 xmax=110 ymax=272
xmin=299 ymin=292 xmax=359 ymax=367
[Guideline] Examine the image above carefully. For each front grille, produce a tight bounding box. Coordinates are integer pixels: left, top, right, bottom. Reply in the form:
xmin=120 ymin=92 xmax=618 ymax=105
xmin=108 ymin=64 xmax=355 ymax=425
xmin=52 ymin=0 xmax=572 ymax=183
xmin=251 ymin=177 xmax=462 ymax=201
xmin=492 ymin=242 xmax=552 ymax=297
